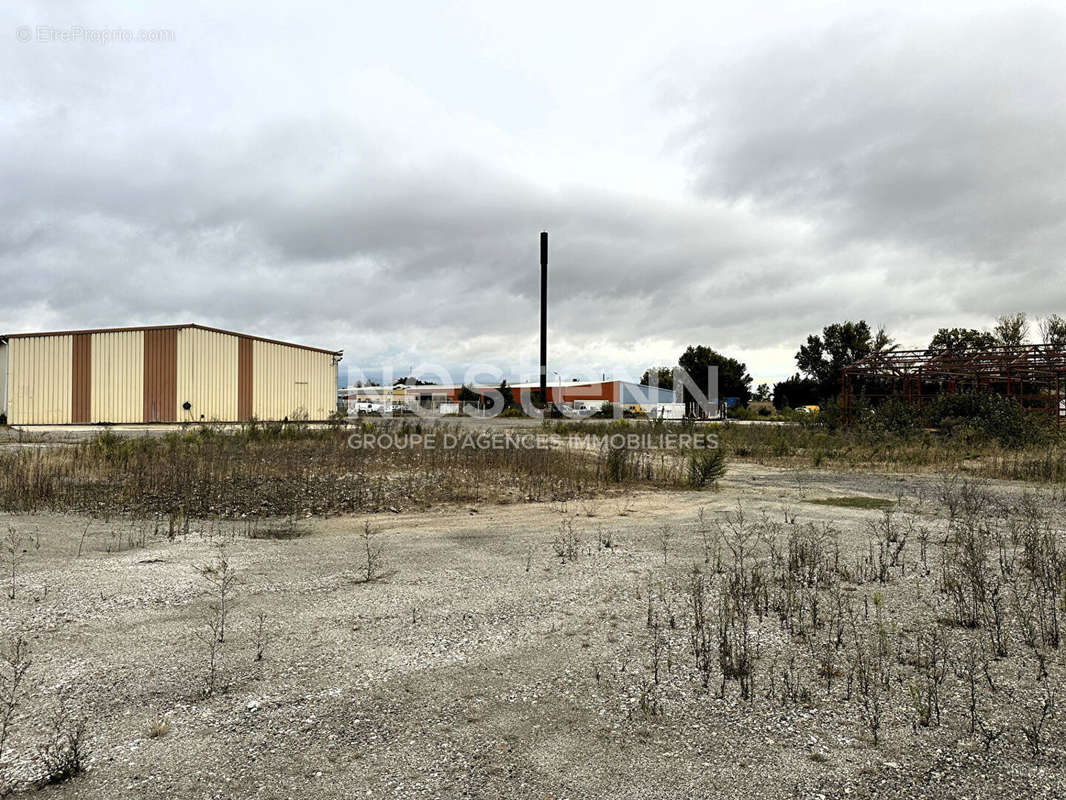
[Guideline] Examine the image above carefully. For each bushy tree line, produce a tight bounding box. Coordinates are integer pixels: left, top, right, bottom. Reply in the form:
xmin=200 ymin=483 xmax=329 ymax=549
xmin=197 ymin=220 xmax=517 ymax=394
xmin=773 ymin=312 xmax=1065 ymax=409
xmin=817 ymin=392 xmax=1051 ymax=447
xmin=767 ymin=311 xmax=1063 ymax=446
xmin=640 ymin=312 xmax=1062 ymax=430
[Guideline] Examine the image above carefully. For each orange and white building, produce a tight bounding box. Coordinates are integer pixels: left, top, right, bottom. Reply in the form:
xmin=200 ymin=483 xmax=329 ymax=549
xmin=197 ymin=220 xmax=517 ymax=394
xmin=340 ymin=379 xmax=676 ymax=412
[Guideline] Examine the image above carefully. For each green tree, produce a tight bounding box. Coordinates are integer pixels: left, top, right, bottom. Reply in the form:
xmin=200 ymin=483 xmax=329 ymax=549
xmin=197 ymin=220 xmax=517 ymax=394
xmin=796 ymin=321 xmax=887 ymax=399
xmin=457 ymin=385 xmax=480 ymax=404
xmin=753 ymin=383 xmax=771 ymax=403
xmin=872 ymin=327 xmax=893 ymax=351
xmin=678 ymin=346 xmax=753 ymax=406
xmin=772 ymin=374 xmax=820 ymax=410
xmin=927 ymin=328 xmax=996 ymax=353
xmin=640 ymin=367 xmax=674 ymax=390
xmin=993 ymin=312 xmax=1029 ymax=346
xmin=497 ymin=380 xmax=516 ymax=409
xmin=1039 ymin=314 xmax=1066 ymax=347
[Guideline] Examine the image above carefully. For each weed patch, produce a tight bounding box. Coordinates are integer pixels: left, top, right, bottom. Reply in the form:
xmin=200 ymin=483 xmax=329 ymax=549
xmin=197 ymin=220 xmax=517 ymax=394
xmin=807 ymin=497 xmax=895 ymax=510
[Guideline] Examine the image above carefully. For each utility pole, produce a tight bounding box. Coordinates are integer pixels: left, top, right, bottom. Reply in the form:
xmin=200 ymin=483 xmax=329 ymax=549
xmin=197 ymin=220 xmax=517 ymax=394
xmin=540 ymin=231 xmax=548 ymax=413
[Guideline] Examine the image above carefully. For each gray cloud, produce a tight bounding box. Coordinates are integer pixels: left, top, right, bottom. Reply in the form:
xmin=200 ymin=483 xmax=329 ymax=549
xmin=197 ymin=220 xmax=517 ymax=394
xmin=684 ymin=7 xmax=1066 ymax=278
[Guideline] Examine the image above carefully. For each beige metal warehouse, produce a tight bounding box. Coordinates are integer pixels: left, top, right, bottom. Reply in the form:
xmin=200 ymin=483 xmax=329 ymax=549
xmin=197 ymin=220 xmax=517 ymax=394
xmin=0 ymin=324 xmax=342 ymax=425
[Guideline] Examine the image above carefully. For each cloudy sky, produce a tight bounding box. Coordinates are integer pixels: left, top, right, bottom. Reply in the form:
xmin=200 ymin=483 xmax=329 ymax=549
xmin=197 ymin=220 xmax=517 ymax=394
xmin=3 ymin=1 xmax=1065 ymax=387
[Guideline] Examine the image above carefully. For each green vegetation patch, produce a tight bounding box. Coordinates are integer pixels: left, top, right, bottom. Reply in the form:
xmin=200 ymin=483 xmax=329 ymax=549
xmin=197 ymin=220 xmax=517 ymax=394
xmin=806 ymin=496 xmax=895 ymax=510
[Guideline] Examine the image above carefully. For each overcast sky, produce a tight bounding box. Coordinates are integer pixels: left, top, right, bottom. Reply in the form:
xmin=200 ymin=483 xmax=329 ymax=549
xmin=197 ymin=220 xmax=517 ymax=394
xmin=3 ymin=1 xmax=1064 ymax=387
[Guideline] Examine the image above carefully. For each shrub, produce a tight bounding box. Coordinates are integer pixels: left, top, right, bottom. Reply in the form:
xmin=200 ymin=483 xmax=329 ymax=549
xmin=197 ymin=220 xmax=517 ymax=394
xmin=926 ymin=393 xmax=1049 ymax=448
xmin=36 ymin=689 xmax=88 ymax=787
xmin=871 ymin=399 xmax=923 ymax=435
xmin=359 ymin=521 xmax=387 ymax=582
xmin=688 ymin=448 xmax=727 ymax=488
xmin=727 ymin=406 xmax=756 ymax=421
xmin=0 ymin=636 xmax=30 ymax=781
xmin=93 ymin=430 xmax=127 ymax=462
xmin=604 ymin=440 xmax=632 ymax=482
xmin=977 ymin=397 xmax=1049 ymax=448
xmin=832 ymin=390 xmax=1051 ymax=449
xmin=817 ymin=397 xmax=848 ymax=431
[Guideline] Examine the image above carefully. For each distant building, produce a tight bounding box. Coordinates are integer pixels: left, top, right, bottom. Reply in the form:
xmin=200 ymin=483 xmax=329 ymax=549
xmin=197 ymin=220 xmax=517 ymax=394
xmin=0 ymin=324 xmax=342 ymax=424
xmin=339 ymin=379 xmax=675 ymax=412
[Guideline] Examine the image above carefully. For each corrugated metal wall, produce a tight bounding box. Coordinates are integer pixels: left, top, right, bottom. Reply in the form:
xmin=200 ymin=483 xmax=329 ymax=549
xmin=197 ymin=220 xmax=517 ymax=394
xmin=252 ymin=340 xmax=337 ymax=420
xmin=8 ymin=336 xmax=73 ymax=424
xmin=5 ymin=326 xmax=337 ymax=424
xmin=0 ymin=341 xmax=9 ymax=420
xmin=143 ymin=329 xmax=178 ymax=422
xmin=177 ymin=327 xmax=239 ymax=422
xmin=237 ymin=336 xmax=253 ymax=421
xmin=71 ymin=334 xmax=92 ymax=423
xmin=619 ymin=382 xmax=673 ymax=405
xmin=91 ymin=330 xmax=144 ymax=423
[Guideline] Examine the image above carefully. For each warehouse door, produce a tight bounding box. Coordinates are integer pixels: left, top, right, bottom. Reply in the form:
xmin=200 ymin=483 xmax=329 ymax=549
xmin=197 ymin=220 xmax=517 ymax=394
xmin=143 ymin=329 xmax=177 ymax=422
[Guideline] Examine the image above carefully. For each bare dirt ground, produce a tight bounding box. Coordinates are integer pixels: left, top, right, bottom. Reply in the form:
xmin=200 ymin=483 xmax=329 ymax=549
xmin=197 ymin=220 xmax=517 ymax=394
xmin=1 ymin=461 xmax=1063 ymax=799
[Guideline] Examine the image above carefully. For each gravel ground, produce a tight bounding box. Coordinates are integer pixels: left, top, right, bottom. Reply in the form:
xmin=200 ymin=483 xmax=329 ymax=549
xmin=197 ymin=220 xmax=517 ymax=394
xmin=0 ymin=461 xmax=1063 ymax=799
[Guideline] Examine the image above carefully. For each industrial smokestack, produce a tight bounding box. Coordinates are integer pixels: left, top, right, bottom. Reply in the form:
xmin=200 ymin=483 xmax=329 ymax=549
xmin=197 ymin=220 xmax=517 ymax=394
xmin=540 ymin=231 xmax=548 ymax=412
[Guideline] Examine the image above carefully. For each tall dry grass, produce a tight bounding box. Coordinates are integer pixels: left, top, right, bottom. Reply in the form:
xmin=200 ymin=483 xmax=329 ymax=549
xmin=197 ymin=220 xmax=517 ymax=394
xmin=711 ymin=421 xmax=1066 ymax=482
xmin=0 ymin=421 xmax=697 ymax=518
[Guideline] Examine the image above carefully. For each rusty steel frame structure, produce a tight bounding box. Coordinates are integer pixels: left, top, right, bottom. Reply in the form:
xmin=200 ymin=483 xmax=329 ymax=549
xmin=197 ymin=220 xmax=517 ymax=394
xmin=842 ymin=345 xmax=1066 ymax=424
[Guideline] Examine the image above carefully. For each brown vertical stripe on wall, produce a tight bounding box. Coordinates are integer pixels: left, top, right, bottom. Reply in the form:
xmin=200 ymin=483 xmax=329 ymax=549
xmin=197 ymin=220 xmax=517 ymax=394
xmin=143 ymin=329 xmax=177 ymax=423
xmin=71 ymin=334 xmax=92 ymax=423
xmin=237 ymin=336 xmax=253 ymax=421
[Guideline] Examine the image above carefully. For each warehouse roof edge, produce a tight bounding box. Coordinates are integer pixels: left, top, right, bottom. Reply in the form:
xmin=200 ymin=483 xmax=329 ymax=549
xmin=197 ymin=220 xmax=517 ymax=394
xmin=0 ymin=323 xmax=342 ymax=357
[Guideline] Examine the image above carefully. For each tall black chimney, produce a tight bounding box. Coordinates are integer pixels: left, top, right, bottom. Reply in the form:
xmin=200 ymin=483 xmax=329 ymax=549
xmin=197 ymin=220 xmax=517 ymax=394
xmin=539 ymin=231 xmax=548 ymax=411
